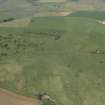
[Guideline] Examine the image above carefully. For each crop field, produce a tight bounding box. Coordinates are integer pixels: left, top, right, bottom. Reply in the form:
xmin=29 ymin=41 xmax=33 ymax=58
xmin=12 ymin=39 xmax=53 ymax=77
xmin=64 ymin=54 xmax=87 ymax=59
xmin=69 ymin=11 xmax=105 ymax=20
xmin=0 ymin=15 xmax=105 ymax=105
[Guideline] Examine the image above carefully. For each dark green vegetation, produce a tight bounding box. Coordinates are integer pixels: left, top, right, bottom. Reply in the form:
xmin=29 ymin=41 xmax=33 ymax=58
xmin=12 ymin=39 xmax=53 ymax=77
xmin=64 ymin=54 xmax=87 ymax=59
xmin=0 ymin=17 xmax=15 ymax=23
xmin=0 ymin=16 xmax=105 ymax=105
xmin=70 ymin=11 xmax=105 ymax=20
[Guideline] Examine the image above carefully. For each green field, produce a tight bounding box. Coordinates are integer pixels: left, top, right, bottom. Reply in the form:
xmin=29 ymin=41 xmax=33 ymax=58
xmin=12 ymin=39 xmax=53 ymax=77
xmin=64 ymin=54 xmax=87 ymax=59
xmin=69 ymin=11 xmax=105 ymax=20
xmin=0 ymin=16 xmax=105 ymax=105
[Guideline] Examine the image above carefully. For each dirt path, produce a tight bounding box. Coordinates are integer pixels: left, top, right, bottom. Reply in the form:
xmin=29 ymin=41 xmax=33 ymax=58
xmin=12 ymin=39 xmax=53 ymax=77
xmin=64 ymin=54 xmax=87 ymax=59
xmin=0 ymin=88 xmax=40 ymax=105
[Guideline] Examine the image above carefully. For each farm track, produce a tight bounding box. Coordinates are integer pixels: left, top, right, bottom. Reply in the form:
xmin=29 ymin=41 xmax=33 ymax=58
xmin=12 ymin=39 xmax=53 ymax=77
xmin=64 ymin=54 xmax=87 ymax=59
xmin=0 ymin=88 xmax=40 ymax=105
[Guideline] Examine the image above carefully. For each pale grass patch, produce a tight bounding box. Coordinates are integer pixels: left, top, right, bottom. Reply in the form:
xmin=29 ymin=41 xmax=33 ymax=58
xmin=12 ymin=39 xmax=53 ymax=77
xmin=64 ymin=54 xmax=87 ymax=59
xmin=0 ymin=63 xmax=22 ymax=81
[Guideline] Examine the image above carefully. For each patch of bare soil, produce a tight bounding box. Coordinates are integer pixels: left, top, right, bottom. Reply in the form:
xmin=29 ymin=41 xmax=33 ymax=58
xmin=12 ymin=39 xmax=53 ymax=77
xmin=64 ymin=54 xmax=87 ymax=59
xmin=34 ymin=11 xmax=72 ymax=17
xmin=55 ymin=12 xmax=72 ymax=16
xmin=0 ymin=88 xmax=40 ymax=105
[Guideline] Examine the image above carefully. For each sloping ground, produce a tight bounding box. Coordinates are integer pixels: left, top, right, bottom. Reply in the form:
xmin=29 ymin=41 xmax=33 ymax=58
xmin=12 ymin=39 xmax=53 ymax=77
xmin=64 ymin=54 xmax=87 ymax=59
xmin=0 ymin=17 xmax=105 ymax=105
xmin=0 ymin=89 xmax=40 ymax=105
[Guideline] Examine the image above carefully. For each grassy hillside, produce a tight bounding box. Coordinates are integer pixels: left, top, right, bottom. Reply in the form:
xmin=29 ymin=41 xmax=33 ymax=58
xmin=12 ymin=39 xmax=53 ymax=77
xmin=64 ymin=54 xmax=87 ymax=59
xmin=0 ymin=16 xmax=105 ymax=105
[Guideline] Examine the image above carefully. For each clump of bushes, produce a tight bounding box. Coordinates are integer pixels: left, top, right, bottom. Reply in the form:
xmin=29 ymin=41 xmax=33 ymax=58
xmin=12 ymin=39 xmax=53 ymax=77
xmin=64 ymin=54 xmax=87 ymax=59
xmin=0 ymin=17 xmax=15 ymax=23
xmin=35 ymin=30 xmax=65 ymax=40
